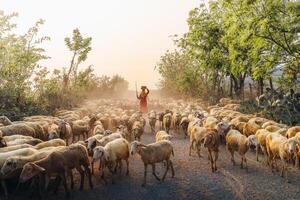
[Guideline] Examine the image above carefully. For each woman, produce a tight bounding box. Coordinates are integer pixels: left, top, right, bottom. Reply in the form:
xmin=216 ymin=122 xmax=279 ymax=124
xmin=137 ymin=86 xmax=149 ymax=113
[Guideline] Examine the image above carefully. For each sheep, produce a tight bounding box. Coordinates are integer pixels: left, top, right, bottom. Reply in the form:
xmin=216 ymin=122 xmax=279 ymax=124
xmin=162 ymin=113 xmax=172 ymax=134
xmin=171 ymin=112 xmax=181 ymax=133
xmin=255 ymin=129 xmax=272 ymax=162
xmin=3 ymin=135 xmax=33 ymax=142
xmin=92 ymin=138 xmax=130 ymax=184
xmin=187 ymin=118 xmax=202 ymax=136
xmin=278 ymin=138 xmax=300 ymax=182
xmin=130 ymin=140 xmax=174 ymax=187
xmin=0 ymin=148 xmax=38 ymax=167
xmin=189 ymin=126 xmax=206 ymax=157
xmin=70 ymin=122 xmax=90 ymax=143
xmin=201 ymin=129 xmax=220 ymax=172
xmin=85 ymin=134 xmax=105 ymax=156
xmin=6 ymin=138 xmax=42 ymax=146
xmin=148 ymin=111 xmax=157 ymax=133
xmin=131 ymin=121 xmax=144 ymax=141
xmin=242 ymin=117 xmax=270 ymax=137
xmin=48 ymin=123 xmax=60 ymax=140
xmin=286 ymin=126 xmax=300 ymax=138
xmin=0 ymin=116 xmax=46 ymax=140
xmin=266 ymin=133 xmax=287 ymax=171
xmin=0 ymin=144 xmax=32 ymax=153
xmin=180 ymin=117 xmax=189 ymax=138
xmin=156 ymin=112 xmax=164 ymax=129
xmin=34 ymin=139 xmax=66 ymax=150
xmin=57 ymin=120 xmax=72 ymax=145
xmin=19 ymin=144 xmax=93 ymax=198
xmin=226 ymin=130 xmax=257 ymax=170
xmin=155 ymin=131 xmax=173 ymax=142
xmin=262 ymin=121 xmax=288 ymax=129
xmin=96 ymin=133 xmax=123 ymax=147
xmin=0 ymin=124 xmax=36 ymax=137
xmin=1 ymin=146 xmax=65 ymax=177
xmin=203 ymin=116 xmax=219 ymax=129
xmin=265 ymin=125 xmax=284 ymax=133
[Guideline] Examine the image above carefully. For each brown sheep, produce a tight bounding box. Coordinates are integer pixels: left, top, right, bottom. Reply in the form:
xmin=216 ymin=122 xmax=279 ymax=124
xmin=180 ymin=117 xmax=189 ymax=138
xmin=226 ymin=130 xmax=257 ymax=170
xmin=163 ymin=113 xmax=172 ymax=134
xmin=201 ymin=129 xmax=220 ymax=172
xmin=19 ymin=144 xmax=93 ymax=198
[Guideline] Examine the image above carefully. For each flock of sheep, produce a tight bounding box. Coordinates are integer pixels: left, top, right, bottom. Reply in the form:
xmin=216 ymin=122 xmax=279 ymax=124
xmin=0 ymin=98 xmax=300 ymax=199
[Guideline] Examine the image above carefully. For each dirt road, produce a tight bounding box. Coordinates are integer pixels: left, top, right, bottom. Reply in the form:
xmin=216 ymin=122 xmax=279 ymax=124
xmin=12 ymin=124 xmax=300 ymax=200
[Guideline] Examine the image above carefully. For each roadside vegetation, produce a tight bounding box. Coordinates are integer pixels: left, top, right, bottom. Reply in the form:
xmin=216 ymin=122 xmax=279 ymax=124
xmin=157 ymin=0 xmax=300 ymax=124
xmin=0 ymin=11 xmax=128 ymax=120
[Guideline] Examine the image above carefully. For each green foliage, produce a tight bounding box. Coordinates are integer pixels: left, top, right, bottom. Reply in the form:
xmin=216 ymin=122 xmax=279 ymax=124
xmin=157 ymin=0 xmax=300 ymax=100
xmin=64 ymin=28 xmax=92 ymax=85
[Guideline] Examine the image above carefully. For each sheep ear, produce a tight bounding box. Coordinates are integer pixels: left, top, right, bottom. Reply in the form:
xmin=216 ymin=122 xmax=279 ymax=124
xmin=31 ymin=163 xmax=46 ymax=173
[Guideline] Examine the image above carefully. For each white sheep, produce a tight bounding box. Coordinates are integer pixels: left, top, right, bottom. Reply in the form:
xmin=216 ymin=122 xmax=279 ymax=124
xmin=130 ymin=140 xmax=174 ymax=187
xmin=0 ymin=147 xmax=38 ymax=167
xmin=92 ymin=138 xmax=130 ymax=184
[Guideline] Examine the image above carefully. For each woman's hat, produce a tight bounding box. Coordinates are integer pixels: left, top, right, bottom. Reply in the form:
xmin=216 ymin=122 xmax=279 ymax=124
xmin=141 ymin=86 xmax=147 ymax=89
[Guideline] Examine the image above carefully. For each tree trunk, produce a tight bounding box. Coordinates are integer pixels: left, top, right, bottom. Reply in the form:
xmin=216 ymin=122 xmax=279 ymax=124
xmin=269 ymin=77 xmax=274 ymax=91
xmin=258 ymin=78 xmax=264 ymax=96
xmin=230 ymin=77 xmax=233 ymax=97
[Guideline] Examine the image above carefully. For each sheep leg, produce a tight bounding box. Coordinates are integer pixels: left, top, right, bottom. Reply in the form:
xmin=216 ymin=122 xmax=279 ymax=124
xmin=53 ymin=176 xmax=62 ymax=194
xmin=244 ymin=156 xmax=248 ymax=172
xmin=91 ymin=161 xmax=95 ymax=175
xmin=256 ymin=145 xmax=259 ymax=162
xmin=208 ymin=150 xmax=214 ymax=172
xmin=229 ymin=150 xmax=235 ymax=166
xmin=162 ymin=160 xmax=170 ymax=181
xmin=213 ymin=151 xmax=218 ymax=172
xmin=60 ymin=173 xmax=70 ymax=198
xmin=125 ymin=159 xmax=129 ymax=175
xmin=83 ymin=165 xmax=93 ymax=189
xmin=240 ymin=156 xmax=244 ymax=169
xmin=76 ymin=166 xmax=85 ymax=190
xmin=169 ymin=160 xmax=175 ymax=178
xmin=1 ymin=180 xmax=8 ymax=199
xmin=151 ymin=164 xmax=160 ymax=181
xmin=101 ymin=168 xmax=107 ymax=185
xmin=119 ymin=160 xmax=123 ymax=173
xmin=142 ymin=164 xmax=148 ymax=187
xmin=189 ymin=140 xmax=194 ymax=156
xmin=196 ymin=143 xmax=202 ymax=158
xmin=68 ymin=170 xmax=74 ymax=190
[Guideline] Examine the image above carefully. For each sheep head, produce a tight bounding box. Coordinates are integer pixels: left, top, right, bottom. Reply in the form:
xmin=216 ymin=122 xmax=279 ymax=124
xmin=247 ymin=135 xmax=259 ymax=147
xmin=20 ymin=163 xmax=45 ymax=183
xmin=217 ymin=121 xmax=231 ymax=137
xmin=130 ymin=141 xmax=146 ymax=155
xmin=201 ymin=130 xmax=218 ymax=148
xmin=1 ymin=157 xmax=21 ymax=176
xmin=285 ymin=138 xmax=299 ymax=156
xmin=92 ymin=146 xmax=109 ymax=162
xmin=87 ymin=138 xmax=97 ymax=155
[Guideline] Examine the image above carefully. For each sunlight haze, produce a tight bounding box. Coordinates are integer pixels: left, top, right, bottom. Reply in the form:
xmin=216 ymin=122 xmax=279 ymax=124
xmin=1 ymin=0 xmax=202 ymax=89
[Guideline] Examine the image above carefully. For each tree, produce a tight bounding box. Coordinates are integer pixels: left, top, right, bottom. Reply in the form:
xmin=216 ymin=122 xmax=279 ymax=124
xmin=64 ymin=28 xmax=92 ymax=88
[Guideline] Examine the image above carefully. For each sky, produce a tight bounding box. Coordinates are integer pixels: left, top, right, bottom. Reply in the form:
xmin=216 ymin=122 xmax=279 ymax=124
xmin=1 ymin=0 xmax=202 ymax=89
